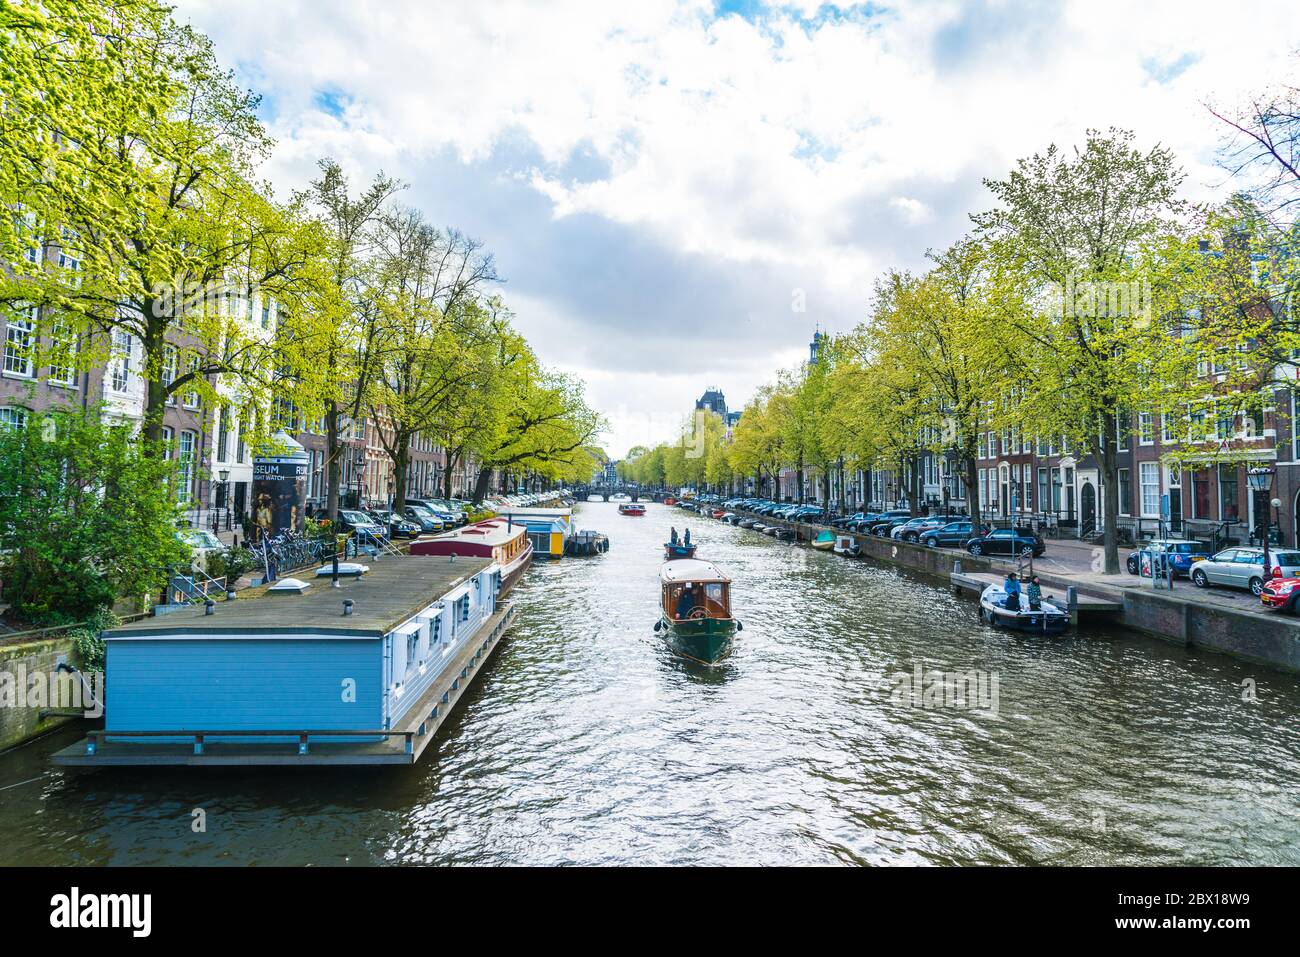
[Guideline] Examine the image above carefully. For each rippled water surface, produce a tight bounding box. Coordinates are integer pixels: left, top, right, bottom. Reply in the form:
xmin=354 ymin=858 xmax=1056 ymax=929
xmin=2 ymin=501 xmax=1298 ymax=865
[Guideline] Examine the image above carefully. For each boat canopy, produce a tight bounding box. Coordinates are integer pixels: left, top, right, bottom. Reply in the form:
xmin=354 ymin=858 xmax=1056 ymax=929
xmin=660 ymin=558 xmax=731 ymax=585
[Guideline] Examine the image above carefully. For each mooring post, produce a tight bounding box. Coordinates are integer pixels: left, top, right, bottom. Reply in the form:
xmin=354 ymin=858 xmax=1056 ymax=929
xmin=1067 ymin=585 xmax=1079 ymax=626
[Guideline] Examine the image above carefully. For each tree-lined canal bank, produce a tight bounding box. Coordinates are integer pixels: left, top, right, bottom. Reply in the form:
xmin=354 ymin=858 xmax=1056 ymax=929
xmin=1 ymin=502 xmax=1298 ymax=866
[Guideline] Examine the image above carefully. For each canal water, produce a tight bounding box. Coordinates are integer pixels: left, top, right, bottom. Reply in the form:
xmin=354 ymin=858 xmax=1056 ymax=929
xmin=2 ymin=501 xmax=1298 ymax=865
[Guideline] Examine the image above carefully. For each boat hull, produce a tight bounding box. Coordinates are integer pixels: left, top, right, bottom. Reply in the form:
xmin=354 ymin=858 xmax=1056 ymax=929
xmin=978 ymin=586 xmax=1070 ymax=634
xmin=664 ymin=544 xmax=698 ymax=559
xmin=660 ymin=616 xmax=736 ymax=664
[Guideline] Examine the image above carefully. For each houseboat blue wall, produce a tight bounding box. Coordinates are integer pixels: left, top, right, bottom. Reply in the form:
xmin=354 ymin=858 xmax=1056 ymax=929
xmin=105 ymin=637 xmax=382 ymax=734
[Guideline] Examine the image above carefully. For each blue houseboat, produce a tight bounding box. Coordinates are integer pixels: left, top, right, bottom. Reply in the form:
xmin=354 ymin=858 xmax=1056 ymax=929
xmin=53 ymin=557 xmax=514 ymax=767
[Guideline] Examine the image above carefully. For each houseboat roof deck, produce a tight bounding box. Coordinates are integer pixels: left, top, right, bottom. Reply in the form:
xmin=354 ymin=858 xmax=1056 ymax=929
xmin=104 ymin=556 xmax=494 ymax=639
xmin=429 ymin=518 xmax=526 ymax=547
xmin=493 ymin=506 xmax=573 ymax=520
xmin=659 ymin=558 xmax=731 ymax=585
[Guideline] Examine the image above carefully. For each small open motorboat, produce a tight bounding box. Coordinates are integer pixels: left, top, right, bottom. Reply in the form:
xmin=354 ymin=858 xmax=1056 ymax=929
xmin=739 ymin=518 xmax=757 ymax=529
xmin=750 ymin=522 xmax=766 ymax=532
xmin=664 ymin=497 xmax=677 ymax=506
xmin=618 ymin=502 xmax=646 ymax=516
xmin=711 ymin=509 xmax=726 ymax=519
xmin=720 ymin=512 xmax=738 ymax=524
xmin=665 ymin=527 xmax=697 ymax=559
xmin=771 ymin=527 xmax=794 ymax=541
xmin=978 ymin=584 xmax=1070 ymax=634
xmin=610 ymin=492 xmax=631 ymax=502
xmin=812 ymin=530 xmax=836 ymax=551
xmin=655 ymin=557 xmax=741 ymax=664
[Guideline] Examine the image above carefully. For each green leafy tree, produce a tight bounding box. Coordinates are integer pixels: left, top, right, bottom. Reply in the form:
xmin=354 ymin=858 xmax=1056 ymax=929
xmin=0 ymin=405 xmax=188 ymax=623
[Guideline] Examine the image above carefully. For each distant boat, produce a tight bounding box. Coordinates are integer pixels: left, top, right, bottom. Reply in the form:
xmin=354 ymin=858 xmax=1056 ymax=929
xmin=832 ymin=534 xmax=861 ymax=557
xmin=610 ymin=492 xmax=632 ymax=502
xmin=710 ymin=509 xmax=726 ymax=519
xmin=618 ymin=502 xmax=646 ymax=516
xmin=655 ymin=557 xmax=741 ymax=664
xmin=665 ymin=497 xmax=677 ymax=506
xmin=664 ymin=541 xmax=697 ymax=559
xmin=812 ymin=530 xmax=836 ymax=551
xmin=978 ymin=584 xmax=1070 ymax=634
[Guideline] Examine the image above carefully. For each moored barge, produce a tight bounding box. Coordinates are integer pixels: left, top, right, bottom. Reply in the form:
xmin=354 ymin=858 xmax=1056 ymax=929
xmin=410 ymin=517 xmax=532 ymax=594
xmin=52 ymin=557 xmax=514 ymax=767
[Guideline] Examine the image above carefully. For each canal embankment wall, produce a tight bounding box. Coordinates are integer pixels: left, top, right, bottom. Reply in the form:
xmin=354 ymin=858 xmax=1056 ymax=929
xmin=0 ymin=635 xmax=78 ymax=753
xmin=737 ymin=511 xmax=1300 ymax=675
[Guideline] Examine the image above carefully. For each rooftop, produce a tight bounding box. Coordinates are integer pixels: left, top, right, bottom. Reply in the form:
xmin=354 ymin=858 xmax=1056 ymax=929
xmin=659 ymin=558 xmax=732 ymax=584
xmin=105 ymin=556 xmax=493 ymax=639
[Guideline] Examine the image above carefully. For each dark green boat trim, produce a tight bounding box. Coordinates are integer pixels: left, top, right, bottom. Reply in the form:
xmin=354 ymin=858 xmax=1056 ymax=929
xmin=659 ymin=615 xmax=737 ymax=664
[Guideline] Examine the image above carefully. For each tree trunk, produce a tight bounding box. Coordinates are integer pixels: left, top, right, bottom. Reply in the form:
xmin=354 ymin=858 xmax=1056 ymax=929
xmin=965 ymin=450 xmax=981 ymax=528
xmin=442 ymin=450 xmax=458 ymax=500
xmin=325 ymin=400 xmax=341 ymax=518
xmin=140 ymin=313 xmax=166 ymax=448
xmin=471 ymin=466 xmax=493 ymax=503
xmin=1101 ymin=416 xmax=1120 ymax=574
xmin=392 ymin=434 xmax=410 ymax=512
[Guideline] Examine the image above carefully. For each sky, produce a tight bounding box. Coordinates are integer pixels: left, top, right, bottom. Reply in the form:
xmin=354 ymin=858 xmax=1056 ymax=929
xmin=173 ymin=0 xmax=1300 ymax=458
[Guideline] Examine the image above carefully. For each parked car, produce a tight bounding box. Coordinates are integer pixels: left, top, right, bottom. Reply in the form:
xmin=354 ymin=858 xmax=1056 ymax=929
xmin=921 ymin=521 xmax=975 ymax=548
xmin=865 ymin=510 xmax=912 ymax=536
xmin=893 ymin=517 xmax=952 ymax=542
xmin=404 ymin=505 xmax=447 ymax=533
xmin=337 ymin=509 xmax=386 ymax=539
xmin=1124 ymin=539 xmax=1209 ymax=578
xmin=368 ymin=509 xmax=422 ymax=538
xmin=1260 ymin=576 xmax=1300 ymax=612
xmin=1190 ymin=546 xmax=1300 ymax=596
xmin=965 ymin=526 xmax=1045 ymax=558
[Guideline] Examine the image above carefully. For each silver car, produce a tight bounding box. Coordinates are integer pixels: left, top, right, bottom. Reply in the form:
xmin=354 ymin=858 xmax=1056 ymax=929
xmin=1190 ymin=546 xmax=1300 ymax=596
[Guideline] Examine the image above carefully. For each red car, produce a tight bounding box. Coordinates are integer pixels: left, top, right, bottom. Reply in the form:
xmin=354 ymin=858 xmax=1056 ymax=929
xmin=1260 ymin=576 xmax=1300 ymax=611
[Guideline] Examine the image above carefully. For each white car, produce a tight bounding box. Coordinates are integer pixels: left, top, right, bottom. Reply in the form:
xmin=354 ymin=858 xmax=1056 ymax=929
xmin=1190 ymin=546 xmax=1300 ymax=596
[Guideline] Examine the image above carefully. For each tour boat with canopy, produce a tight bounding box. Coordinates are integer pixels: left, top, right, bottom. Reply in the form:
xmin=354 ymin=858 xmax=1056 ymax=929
xmin=618 ymin=502 xmax=646 ymax=516
xmin=655 ymin=558 xmax=741 ymax=664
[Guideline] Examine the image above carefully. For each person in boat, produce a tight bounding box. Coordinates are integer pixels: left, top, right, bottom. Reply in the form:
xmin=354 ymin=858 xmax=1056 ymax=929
xmin=1026 ymin=576 xmax=1042 ymax=611
xmin=1004 ymin=572 xmax=1022 ymax=611
xmin=683 ymin=528 xmax=692 ymax=546
xmin=675 ymin=584 xmax=699 ymax=620
xmin=670 ymin=526 xmax=679 ymax=546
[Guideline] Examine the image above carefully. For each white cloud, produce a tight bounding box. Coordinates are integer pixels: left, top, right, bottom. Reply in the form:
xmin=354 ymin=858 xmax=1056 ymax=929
xmin=175 ymin=0 xmax=1300 ymax=456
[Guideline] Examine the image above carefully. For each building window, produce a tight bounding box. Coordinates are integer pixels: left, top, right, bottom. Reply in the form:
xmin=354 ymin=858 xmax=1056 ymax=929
xmin=47 ymin=319 xmax=77 ymax=385
xmin=0 ymin=406 xmax=28 ymax=431
xmin=216 ymin=406 xmax=229 ymax=463
xmin=1219 ymin=466 xmax=1239 ymax=522
xmin=178 ymin=430 xmax=196 ymax=502
xmin=4 ymin=306 xmax=36 ymax=377
xmin=183 ymin=355 xmax=201 ymax=409
xmin=1118 ymin=468 xmax=1131 ymax=516
xmin=162 ymin=345 xmax=177 ymax=405
xmin=1138 ymin=413 xmax=1153 ymax=445
xmin=109 ymin=330 xmax=132 ymax=392
xmin=1140 ymin=462 xmax=1160 ymax=517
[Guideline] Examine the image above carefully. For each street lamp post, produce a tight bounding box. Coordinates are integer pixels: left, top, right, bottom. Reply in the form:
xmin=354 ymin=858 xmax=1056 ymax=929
xmin=1247 ymin=466 xmax=1278 ymax=580
xmin=215 ymin=467 xmax=230 ymax=534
